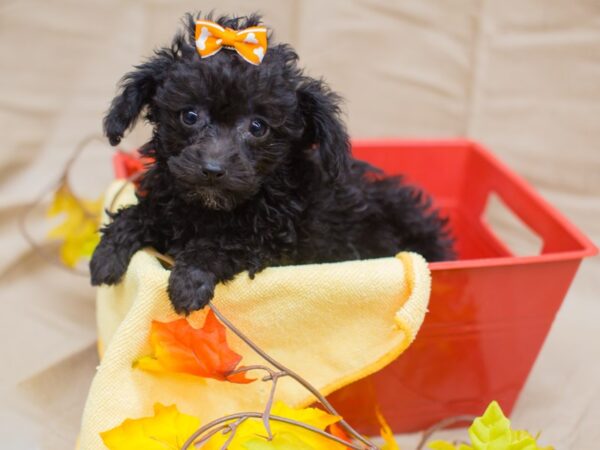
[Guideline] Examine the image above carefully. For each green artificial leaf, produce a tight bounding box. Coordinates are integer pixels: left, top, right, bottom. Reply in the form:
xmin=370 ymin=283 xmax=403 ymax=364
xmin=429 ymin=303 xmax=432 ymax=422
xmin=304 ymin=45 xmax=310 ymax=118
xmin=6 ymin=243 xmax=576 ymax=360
xmin=427 ymin=402 xmax=554 ymax=450
xmin=468 ymin=401 xmax=512 ymax=449
xmin=509 ymin=430 xmax=554 ymax=450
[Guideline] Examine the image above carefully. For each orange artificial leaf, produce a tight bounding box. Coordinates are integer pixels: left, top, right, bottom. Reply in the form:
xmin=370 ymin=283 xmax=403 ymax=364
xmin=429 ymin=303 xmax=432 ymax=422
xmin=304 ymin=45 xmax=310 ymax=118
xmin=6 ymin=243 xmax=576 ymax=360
xmin=116 ymin=150 xmax=154 ymax=179
xmin=376 ymin=408 xmax=401 ymax=450
xmin=328 ymin=422 xmax=352 ymax=449
xmin=329 ymin=422 xmax=352 ymax=441
xmin=134 ymin=310 xmax=254 ymax=383
xmin=119 ymin=151 xmax=146 ymax=177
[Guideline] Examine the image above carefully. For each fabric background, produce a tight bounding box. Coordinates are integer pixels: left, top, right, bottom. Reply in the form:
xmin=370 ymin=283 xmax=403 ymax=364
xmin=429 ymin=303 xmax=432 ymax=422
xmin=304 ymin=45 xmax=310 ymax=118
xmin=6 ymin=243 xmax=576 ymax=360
xmin=0 ymin=1 xmax=598 ymax=448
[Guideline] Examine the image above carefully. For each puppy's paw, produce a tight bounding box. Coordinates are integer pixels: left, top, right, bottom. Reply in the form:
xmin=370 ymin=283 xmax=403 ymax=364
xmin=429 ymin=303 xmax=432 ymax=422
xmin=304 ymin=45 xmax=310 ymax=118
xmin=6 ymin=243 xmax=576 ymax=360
xmin=168 ymin=265 xmax=216 ymax=315
xmin=89 ymin=243 xmax=128 ymax=286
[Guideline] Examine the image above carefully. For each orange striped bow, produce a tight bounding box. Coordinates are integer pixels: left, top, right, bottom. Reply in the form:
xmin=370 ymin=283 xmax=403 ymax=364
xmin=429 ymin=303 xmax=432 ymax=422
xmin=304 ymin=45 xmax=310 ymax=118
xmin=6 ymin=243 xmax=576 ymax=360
xmin=194 ymin=20 xmax=268 ymax=65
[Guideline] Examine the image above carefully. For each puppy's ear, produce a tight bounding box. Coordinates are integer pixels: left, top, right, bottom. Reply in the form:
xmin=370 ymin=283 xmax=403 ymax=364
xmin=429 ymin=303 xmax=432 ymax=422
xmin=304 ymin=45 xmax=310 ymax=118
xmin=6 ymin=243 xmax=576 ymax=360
xmin=103 ymin=51 xmax=175 ymax=146
xmin=297 ymin=79 xmax=351 ymax=179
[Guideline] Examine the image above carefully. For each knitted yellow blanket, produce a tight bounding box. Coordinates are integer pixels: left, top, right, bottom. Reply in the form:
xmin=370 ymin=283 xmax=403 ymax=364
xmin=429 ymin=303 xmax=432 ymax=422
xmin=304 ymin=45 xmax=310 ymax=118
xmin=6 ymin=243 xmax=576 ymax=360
xmin=78 ymin=181 xmax=431 ymax=449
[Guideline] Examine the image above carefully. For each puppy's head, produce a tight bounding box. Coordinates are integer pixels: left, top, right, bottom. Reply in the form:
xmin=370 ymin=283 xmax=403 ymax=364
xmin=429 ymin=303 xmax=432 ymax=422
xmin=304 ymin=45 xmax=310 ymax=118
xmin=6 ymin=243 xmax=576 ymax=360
xmin=104 ymin=13 xmax=350 ymax=210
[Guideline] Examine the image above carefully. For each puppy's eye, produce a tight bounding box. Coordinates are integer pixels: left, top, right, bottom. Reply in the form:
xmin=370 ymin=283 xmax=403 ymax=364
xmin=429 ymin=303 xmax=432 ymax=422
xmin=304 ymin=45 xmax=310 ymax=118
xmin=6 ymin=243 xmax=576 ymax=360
xmin=181 ymin=109 xmax=199 ymax=126
xmin=248 ymin=118 xmax=268 ymax=137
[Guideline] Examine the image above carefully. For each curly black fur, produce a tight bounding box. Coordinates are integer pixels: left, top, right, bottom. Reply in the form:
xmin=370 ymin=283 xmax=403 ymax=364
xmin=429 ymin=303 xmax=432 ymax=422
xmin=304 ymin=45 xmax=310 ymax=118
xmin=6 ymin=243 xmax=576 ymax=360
xmin=91 ymin=13 xmax=454 ymax=314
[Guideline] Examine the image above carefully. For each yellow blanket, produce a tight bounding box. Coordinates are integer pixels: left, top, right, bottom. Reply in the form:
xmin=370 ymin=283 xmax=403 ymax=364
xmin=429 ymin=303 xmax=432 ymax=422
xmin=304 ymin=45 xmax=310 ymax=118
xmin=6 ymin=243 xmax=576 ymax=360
xmin=78 ymin=181 xmax=431 ymax=449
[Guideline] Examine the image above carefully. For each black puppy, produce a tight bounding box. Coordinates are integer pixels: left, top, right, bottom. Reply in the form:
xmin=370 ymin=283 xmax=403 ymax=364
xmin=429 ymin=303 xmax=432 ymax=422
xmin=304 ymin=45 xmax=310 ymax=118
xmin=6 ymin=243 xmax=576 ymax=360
xmin=90 ymin=13 xmax=453 ymax=314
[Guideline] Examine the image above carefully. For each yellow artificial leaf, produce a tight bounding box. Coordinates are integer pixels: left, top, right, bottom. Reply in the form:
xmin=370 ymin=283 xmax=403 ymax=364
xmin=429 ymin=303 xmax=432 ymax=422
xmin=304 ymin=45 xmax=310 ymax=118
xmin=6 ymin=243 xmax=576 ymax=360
xmin=201 ymin=402 xmax=347 ymax=450
xmin=375 ymin=408 xmax=400 ymax=450
xmin=100 ymin=403 xmax=200 ymax=450
xmin=47 ymin=183 xmax=103 ymax=267
xmin=240 ymin=431 xmax=316 ymax=450
xmin=428 ymin=441 xmax=472 ymax=450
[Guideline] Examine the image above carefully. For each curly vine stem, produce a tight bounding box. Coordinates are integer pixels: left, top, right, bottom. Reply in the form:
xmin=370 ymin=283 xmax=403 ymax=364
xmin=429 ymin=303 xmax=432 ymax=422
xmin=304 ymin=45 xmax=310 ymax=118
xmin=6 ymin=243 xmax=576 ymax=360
xmin=227 ymin=364 xmax=288 ymax=440
xmin=63 ymin=135 xmax=107 ymax=219
xmin=414 ymin=415 xmax=477 ymax=450
xmin=181 ymin=412 xmax=366 ymax=450
xmin=206 ymin=303 xmax=379 ymax=450
xmin=107 ymin=168 xmax=144 ymax=213
xmin=185 ymin=416 xmax=251 ymax=450
xmin=18 ymin=134 xmax=107 ymax=276
xmin=218 ymin=417 xmax=248 ymax=450
xmin=19 ymin=134 xmax=150 ymax=278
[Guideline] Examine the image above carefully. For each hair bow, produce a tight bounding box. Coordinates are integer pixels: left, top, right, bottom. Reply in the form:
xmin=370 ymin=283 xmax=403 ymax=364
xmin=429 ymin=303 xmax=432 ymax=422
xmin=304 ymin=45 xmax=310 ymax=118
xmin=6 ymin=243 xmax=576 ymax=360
xmin=194 ymin=20 xmax=268 ymax=65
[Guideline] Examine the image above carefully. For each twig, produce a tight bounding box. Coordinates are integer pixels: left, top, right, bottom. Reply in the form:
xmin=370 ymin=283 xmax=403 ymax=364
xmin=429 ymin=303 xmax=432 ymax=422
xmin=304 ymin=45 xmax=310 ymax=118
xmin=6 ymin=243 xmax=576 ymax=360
xmin=19 ymin=135 xmax=148 ymax=277
xmin=227 ymin=364 xmax=281 ymax=378
xmin=182 ymin=412 xmax=365 ymax=450
xmin=226 ymin=365 xmax=288 ymax=440
xmin=262 ymin=371 xmax=280 ymax=439
xmin=219 ymin=417 xmax=247 ymax=450
xmin=415 ymin=415 xmax=477 ymax=450
xmin=208 ymin=303 xmax=377 ymax=449
xmin=64 ymin=135 xmax=105 ymax=174
xmin=107 ymin=170 xmax=144 ymax=213
xmin=18 ymin=135 xmax=106 ymax=276
xmin=61 ymin=135 xmax=106 ymax=219
xmin=146 ymin=249 xmax=175 ymax=267
xmin=178 ymin=302 xmax=377 ymax=449
xmin=18 ymin=173 xmax=89 ymax=276
xmin=189 ymin=423 xmax=232 ymax=449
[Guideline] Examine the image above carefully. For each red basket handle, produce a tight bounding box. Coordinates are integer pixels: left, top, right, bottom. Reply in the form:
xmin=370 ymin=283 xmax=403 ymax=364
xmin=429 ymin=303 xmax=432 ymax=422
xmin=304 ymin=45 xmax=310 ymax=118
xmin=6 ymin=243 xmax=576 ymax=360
xmin=469 ymin=142 xmax=595 ymax=257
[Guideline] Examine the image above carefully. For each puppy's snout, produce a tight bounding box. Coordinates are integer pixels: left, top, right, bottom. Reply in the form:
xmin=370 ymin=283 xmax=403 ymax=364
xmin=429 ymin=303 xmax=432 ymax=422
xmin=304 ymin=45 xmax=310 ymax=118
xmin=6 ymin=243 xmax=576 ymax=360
xmin=201 ymin=162 xmax=226 ymax=180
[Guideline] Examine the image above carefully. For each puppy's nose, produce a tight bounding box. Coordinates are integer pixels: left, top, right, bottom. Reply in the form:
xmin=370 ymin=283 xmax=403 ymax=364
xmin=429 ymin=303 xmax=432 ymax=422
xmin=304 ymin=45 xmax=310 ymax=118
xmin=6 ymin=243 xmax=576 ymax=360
xmin=201 ymin=162 xmax=226 ymax=180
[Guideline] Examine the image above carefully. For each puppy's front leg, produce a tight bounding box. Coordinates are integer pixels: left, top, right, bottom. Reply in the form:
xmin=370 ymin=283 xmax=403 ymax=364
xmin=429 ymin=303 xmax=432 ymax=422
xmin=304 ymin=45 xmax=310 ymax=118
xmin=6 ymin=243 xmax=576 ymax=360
xmin=167 ymin=242 xmax=241 ymax=315
xmin=90 ymin=206 xmax=145 ymax=286
xmin=168 ymin=262 xmax=216 ymax=315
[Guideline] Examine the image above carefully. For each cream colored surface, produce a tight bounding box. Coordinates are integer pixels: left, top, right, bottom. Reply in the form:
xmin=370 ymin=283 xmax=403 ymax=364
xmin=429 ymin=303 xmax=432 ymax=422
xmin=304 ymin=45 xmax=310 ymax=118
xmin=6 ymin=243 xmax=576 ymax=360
xmin=0 ymin=1 xmax=598 ymax=449
xmin=80 ymin=181 xmax=430 ymax=449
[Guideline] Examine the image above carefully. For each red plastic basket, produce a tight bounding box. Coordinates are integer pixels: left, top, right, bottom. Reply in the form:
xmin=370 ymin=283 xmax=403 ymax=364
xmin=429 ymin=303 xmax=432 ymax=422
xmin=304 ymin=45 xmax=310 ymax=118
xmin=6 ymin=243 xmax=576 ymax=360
xmin=328 ymin=139 xmax=597 ymax=433
xmin=112 ymin=139 xmax=596 ymax=434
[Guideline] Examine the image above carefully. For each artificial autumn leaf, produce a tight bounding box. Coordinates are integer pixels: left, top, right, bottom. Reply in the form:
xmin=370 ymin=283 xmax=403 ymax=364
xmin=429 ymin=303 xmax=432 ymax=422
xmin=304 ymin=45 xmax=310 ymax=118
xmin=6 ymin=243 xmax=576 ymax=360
xmin=376 ymin=408 xmax=401 ymax=450
xmin=328 ymin=422 xmax=352 ymax=448
xmin=116 ymin=151 xmax=154 ymax=179
xmin=100 ymin=403 xmax=200 ymax=450
xmin=509 ymin=430 xmax=553 ymax=450
xmin=427 ymin=402 xmax=554 ymax=450
xmin=134 ymin=310 xmax=254 ymax=383
xmin=428 ymin=441 xmax=471 ymax=450
xmin=47 ymin=182 xmax=103 ymax=267
xmin=119 ymin=151 xmax=146 ymax=178
xmin=201 ymin=401 xmax=347 ymax=450
xmin=468 ymin=401 xmax=512 ymax=449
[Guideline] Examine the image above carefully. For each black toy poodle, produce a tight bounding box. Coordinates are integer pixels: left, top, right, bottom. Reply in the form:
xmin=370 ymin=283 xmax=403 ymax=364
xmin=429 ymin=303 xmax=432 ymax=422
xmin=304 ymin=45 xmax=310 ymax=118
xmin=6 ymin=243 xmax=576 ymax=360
xmin=90 ymin=13 xmax=453 ymax=314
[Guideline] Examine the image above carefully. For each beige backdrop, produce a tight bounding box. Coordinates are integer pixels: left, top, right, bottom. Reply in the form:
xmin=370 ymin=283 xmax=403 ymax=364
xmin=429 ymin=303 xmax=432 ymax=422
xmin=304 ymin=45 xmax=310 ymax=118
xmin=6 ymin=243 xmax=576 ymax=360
xmin=1 ymin=1 xmax=599 ymax=449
